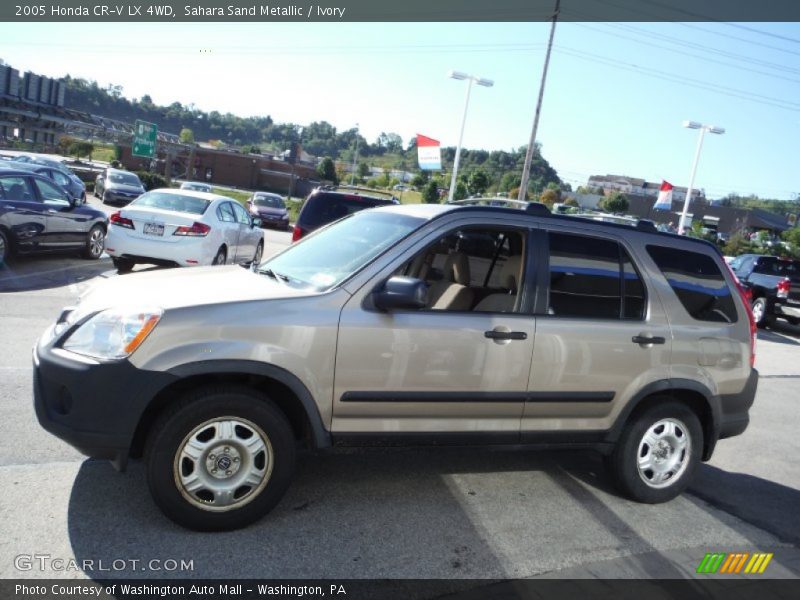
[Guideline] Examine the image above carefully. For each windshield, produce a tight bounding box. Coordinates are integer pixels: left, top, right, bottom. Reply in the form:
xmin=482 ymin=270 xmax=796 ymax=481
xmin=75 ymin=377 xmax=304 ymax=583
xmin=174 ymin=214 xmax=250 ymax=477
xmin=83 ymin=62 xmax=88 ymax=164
xmin=182 ymin=183 xmax=210 ymax=192
xmin=131 ymin=191 xmax=211 ymax=215
xmin=253 ymin=195 xmax=284 ymax=208
xmin=109 ymin=171 xmax=142 ymax=186
xmin=260 ymin=210 xmax=422 ymax=290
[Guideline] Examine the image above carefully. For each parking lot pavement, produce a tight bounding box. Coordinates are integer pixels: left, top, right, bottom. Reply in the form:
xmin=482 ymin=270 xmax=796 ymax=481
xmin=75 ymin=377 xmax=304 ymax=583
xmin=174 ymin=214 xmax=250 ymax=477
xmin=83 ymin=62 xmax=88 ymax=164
xmin=0 ymin=255 xmax=798 ymax=581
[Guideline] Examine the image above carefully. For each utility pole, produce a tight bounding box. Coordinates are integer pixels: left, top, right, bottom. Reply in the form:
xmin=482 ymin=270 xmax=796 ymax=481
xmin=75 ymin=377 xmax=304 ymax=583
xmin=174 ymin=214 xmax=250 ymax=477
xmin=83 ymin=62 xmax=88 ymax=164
xmin=518 ymin=0 xmax=560 ymax=202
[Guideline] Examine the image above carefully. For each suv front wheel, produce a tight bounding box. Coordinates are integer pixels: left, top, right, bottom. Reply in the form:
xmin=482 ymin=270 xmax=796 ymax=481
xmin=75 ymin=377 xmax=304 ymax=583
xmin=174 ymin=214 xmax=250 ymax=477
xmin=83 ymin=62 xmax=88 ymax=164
xmin=145 ymin=386 xmax=296 ymax=531
xmin=606 ymin=400 xmax=702 ymax=504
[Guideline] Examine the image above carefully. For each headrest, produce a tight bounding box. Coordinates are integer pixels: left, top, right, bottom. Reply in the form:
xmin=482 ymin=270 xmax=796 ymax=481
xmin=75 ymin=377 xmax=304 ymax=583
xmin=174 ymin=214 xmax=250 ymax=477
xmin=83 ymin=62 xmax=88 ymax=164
xmin=500 ymin=255 xmax=522 ymax=291
xmin=444 ymin=252 xmax=471 ymax=285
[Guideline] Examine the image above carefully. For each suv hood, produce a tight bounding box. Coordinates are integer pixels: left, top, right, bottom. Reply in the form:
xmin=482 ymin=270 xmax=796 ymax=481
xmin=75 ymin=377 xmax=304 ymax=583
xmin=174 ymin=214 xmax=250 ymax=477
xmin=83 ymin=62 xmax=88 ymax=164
xmin=75 ymin=266 xmax=314 ymax=314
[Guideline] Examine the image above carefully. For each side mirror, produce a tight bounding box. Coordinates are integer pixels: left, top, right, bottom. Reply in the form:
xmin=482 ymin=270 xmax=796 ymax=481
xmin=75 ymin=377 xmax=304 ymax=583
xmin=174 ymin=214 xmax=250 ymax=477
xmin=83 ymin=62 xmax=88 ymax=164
xmin=373 ymin=276 xmax=428 ymax=311
xmin=69 ymin=196 xmax=78 ymax=207
xmin=252 ymin=217 xmax=262 ymax=228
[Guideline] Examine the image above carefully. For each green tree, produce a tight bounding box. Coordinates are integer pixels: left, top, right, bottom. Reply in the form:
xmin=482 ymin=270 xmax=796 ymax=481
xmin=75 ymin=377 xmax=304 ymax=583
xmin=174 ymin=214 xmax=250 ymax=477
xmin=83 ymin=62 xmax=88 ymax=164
xmin=411 ymin=171 xmax=429 ymax=188
xmin=179 ymin=128 xmax=195 ymax=144
xmin=422 ymin=180 xmax=439 ymax=204
xmin=69 ymin=140 xmax=94 ymax=159
xmin=602 ymin=191 xmax=629 ymax=214
xmin=316 ymin=157 xmax=338 ymax=184
xmin=782 ymin=227 xmax=800 ymax=249
xmin=357 ymin=161 xmax=370 ymax=180
xmin=467 ymin=169 xmax=490 ymax=196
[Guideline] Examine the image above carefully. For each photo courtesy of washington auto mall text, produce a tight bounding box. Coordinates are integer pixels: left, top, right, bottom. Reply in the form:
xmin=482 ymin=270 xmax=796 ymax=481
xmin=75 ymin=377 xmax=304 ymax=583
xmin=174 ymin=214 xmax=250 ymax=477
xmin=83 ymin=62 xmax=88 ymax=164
xmin=1 ymin=0 xmax=800 ymax=599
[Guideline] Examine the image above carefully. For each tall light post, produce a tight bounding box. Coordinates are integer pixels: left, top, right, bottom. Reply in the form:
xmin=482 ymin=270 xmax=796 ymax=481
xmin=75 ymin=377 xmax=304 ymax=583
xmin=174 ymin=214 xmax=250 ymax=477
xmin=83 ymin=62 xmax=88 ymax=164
xmin=350 ymin=123 xmax=360 ymax=186
xmin=678 ymin=120 xmax=725 ymax=235
xmin=447 ymin=70 xmax=493 ymax=203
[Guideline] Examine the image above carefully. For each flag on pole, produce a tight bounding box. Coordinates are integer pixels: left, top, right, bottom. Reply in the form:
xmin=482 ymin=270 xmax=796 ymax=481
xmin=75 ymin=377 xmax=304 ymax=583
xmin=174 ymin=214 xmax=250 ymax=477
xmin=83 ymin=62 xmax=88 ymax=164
xmin=416 ymin=134 xmax=441 ymax=171
xmin=654 ymin=180 xmax=673 ymax=210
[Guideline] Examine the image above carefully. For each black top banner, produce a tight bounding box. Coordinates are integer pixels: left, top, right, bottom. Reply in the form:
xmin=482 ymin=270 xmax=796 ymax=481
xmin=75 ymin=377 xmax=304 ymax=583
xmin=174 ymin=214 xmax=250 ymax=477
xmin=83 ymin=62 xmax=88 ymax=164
xmin=2 ymin=0 xmax=800 ymax=22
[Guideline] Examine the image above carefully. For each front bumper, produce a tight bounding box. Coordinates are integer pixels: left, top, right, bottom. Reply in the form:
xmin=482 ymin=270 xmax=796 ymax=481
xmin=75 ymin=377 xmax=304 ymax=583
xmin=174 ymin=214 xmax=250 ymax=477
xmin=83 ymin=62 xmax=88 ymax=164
xmin=33 ymin=338 xmax=176 ymax=470
xmin=775 ymin=302 xmax=800 ymax=320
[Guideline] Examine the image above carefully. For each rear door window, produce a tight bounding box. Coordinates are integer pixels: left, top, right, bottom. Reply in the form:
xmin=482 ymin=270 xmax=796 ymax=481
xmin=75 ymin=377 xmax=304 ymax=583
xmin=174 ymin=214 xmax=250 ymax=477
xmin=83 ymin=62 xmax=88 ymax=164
xmin=647 ymin=245 xmax=737 ymax=323
xmin=546 ymin=232 xmax=644 ymax=320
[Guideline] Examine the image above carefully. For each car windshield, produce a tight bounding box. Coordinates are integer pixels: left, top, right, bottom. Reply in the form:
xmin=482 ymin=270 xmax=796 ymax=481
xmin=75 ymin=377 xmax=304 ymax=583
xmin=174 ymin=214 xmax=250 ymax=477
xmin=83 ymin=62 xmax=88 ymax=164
xmin=131 ymin=191 xmax=211 ymax=215
xmin=109 ymin=172 xmax=142 ymax=186
xmin=253 ymin=196 xmax=284 ymax=208
xmin=182 ymin=183 xmax=210 ymax=192
xmin=260 ymin=210 xmax=422 ymax=291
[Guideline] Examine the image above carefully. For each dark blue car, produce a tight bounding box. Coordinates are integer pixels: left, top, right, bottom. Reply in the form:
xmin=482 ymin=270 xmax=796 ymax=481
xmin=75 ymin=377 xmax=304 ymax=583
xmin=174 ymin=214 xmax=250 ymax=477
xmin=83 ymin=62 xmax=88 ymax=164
xmin=0 ymin=169 xmax=107 ymax=265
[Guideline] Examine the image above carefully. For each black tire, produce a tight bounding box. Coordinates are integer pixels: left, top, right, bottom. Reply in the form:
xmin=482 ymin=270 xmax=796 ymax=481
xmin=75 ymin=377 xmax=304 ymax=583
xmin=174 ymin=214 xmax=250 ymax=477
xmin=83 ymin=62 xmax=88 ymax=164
xmin=112 ymin=257 xmax=135 ymax=273
xmin=212 ymin=246 xmax=227 ymax=266
xmin=145 ymin=386 xmax=296 ymax=531
xmin=252 ymin=241 xmax=263 ymax=267
xmin=751 ymin=297 xmax=774 ymax=328
xmin=787 ymin=317 xmax=800 ymax=327
xmin=0 ymin=229 xmax=10 ymax=266
xmin=82 ymin=225 xmax=105 ymax=260
xmin=101 ymin=191 xmax=109 ymax=205
xmin=606 ymin=400 xmax=702 ymax=504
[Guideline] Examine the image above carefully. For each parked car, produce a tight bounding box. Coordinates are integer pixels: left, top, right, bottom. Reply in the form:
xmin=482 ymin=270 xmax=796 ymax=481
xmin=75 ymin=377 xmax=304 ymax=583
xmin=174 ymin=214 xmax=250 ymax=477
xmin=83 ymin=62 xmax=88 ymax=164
xmin=180 ymin=181 xmax=213 ymax=193
xmin=11 ymin=153 xmax=87 ymax=200
xmin=105 ymin=188 xmax=264 ymax=273
xmin=729 ymin=254 xmax=800 ymax=327
xmin=95 ymin=168 xmax=145 ymax=205
xmin=0 ymin=169 xmax=106 ymax=264
xmin=247 ymin=192 xmax=290 ymax=230
xmin=0 ymin=161 xmax=86 ymax=203
xmin=34 ymin=203 xmax=757 ymax=530
xmin=292 ymin=186 xmax=398 ymax=241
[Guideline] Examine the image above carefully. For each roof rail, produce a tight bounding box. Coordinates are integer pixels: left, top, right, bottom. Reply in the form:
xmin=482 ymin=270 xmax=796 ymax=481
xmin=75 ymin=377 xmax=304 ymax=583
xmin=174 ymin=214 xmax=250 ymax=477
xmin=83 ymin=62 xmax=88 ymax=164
xmin=331 ymin=185 xmax=398 ymax=200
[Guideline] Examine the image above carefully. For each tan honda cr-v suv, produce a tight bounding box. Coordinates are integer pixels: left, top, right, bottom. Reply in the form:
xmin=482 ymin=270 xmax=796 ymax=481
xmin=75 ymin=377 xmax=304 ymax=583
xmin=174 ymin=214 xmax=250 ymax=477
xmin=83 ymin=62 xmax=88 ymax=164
xmin=34 ymin=202 xmax=758 ymax=530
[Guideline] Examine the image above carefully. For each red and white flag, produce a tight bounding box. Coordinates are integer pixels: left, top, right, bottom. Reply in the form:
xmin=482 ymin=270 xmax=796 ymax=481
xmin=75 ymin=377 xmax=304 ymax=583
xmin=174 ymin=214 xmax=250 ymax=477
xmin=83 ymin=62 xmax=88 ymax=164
xmin=653 ymin=180 xmax=673 ymax=210
xmin=416 ymin=134 xmax=441 ymax=171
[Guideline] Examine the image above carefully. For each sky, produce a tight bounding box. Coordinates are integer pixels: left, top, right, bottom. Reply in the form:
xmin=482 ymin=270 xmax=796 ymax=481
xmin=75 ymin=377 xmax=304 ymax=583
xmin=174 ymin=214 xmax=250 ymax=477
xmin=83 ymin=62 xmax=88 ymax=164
xmin=1 ymin=21 xmax=798 ymax=199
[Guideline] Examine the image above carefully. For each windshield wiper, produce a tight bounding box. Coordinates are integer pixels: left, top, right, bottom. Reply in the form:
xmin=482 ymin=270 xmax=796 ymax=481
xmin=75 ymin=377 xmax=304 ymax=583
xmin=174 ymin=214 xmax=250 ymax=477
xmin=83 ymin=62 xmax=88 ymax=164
xmin=258 ymin=267 xmax=290 ymax=282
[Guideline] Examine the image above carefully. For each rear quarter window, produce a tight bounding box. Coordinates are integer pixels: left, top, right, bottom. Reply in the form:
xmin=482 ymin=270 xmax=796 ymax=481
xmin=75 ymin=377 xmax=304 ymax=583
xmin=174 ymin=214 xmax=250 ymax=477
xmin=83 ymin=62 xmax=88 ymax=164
xmin=647 ymin=245 xmax=738 ymax=323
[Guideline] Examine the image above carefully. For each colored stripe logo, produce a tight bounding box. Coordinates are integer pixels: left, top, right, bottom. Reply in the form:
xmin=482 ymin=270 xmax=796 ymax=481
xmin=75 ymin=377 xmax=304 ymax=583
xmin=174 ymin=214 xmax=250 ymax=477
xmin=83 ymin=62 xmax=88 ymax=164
xmin=697 ymin=552 xmax=773 ymax=574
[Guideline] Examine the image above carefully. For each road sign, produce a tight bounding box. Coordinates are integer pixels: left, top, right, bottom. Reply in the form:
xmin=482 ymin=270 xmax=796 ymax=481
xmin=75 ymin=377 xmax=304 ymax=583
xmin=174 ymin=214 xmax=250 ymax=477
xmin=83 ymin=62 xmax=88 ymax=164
xmin=132 ymin=120 xmax=157 ymax=158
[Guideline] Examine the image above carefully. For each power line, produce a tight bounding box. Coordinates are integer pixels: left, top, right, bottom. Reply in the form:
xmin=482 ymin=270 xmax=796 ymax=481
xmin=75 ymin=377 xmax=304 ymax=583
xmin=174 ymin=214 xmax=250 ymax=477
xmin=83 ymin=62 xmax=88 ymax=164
xmin=554 ymin=45 xmax=800 ymax=113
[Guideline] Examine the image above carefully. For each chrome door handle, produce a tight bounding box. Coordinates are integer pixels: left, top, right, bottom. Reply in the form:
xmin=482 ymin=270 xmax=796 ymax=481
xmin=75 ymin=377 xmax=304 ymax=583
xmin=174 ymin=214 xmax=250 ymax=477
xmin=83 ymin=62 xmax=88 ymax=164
xmin=485 ymin=330 xmax=527 ymax=341
xmin=632 ymin=335 xmax=666 ymax=345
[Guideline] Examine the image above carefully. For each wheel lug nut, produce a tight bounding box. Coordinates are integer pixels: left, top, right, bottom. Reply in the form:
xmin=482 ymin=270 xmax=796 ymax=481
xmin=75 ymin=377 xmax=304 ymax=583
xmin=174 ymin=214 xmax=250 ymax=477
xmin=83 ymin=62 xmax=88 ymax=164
xmin=224 ymin=447 xmax=230 ymax=453
xmin=233 ymin=457 xmax=239 ymax=463
xmin=226 ymin=470 xmax=232 ymax=475
xmin=209 ymin=454 xmax=215 ymax=460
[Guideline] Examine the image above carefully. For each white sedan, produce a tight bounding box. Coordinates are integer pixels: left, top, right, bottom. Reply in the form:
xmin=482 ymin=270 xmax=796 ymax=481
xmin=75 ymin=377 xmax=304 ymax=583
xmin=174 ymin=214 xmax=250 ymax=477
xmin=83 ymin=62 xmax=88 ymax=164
xmin=105 ymin=188 xmax=264 ymax=273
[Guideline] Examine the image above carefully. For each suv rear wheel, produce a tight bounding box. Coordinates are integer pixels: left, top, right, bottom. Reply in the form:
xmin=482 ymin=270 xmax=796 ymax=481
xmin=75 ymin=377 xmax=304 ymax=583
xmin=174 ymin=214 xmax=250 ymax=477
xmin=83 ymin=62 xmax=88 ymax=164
xmin=145 ymin=386 xmax=296 ymax=531
xmin=606 ymin=400 xmax=702 ymax=503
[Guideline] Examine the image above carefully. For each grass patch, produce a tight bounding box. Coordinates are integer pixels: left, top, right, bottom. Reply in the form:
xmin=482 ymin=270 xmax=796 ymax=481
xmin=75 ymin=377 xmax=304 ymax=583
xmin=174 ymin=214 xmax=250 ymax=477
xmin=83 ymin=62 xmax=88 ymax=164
xmin=90 ymin=145 xmax=116 ymax=163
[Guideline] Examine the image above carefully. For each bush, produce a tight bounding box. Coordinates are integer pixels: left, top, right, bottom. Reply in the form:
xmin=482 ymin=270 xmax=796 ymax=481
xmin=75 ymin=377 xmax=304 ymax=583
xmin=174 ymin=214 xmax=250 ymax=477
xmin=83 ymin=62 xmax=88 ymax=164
xmin=422 ymin=180 xmax=439 ymax=204
xmin=135 ymin=171 xmax=167 ymax=191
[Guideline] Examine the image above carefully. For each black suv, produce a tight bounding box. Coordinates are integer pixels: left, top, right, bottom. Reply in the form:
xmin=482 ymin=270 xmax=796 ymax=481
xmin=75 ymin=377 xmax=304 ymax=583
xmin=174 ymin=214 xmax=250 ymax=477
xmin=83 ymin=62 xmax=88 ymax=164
xmin=0 ymin=169 xmax=107 ymax=265
xmin=292 ymin=187 xmax=398 ymax=241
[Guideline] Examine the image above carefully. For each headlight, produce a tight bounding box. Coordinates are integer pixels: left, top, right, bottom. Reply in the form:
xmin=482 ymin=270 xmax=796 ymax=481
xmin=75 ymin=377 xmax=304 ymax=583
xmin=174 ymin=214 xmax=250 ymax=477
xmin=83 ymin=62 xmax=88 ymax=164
xmin=61 ymin=308 xmax=163 ymax=360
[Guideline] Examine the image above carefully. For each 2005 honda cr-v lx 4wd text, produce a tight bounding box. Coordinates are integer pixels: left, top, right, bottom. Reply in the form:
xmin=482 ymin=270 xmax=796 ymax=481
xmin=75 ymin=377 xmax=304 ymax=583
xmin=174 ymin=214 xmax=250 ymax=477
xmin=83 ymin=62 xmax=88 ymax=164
xmin=33 ymin=203 xmax=758 ymax=530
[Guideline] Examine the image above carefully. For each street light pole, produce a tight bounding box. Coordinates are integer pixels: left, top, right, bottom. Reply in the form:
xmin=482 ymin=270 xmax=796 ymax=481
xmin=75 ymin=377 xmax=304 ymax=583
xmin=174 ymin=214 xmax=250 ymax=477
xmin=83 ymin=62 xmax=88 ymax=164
xmin=350 ymin=123 xmax=359 ymax=186
xmin=678 ymin=120 xmax=725 ymax=235
xmin=446 ymin=71 xmax=493 ymax=204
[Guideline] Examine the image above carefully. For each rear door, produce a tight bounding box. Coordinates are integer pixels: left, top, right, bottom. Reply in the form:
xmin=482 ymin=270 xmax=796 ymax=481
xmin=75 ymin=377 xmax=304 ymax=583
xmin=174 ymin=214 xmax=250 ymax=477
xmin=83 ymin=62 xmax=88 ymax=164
xmin=215 ymin=201 xmax=242 ymax=261
xmin=0 ymin=174 xmax=48 ymax=251
xmin=230 ymin=201 xmax=256 ymax=262
xmin=521 ymin=228 xmax=671 ymax=438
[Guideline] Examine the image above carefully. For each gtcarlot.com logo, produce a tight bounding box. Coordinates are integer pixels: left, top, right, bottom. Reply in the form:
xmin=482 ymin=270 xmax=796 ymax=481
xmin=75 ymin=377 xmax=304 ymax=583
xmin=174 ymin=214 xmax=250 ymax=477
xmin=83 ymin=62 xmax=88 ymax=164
xmin=697 ymin=552 xmax=773 ymax=574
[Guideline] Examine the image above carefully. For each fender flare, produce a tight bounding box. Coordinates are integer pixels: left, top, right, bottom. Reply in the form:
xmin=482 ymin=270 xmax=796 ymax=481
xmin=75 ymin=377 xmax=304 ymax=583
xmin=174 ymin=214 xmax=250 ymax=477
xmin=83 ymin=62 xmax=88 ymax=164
xmin=606 ymin=378 xmax=721 ymax=460
xmin=164 ymin=359 xmax=331 ymax=448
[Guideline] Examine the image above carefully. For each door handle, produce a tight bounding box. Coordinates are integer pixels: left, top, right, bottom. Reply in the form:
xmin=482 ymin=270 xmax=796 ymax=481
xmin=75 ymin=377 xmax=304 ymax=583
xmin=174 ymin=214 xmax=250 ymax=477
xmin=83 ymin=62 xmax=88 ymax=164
xmin=485 ymin=330 xmax=527 ymax=341
xmin=632 ymin=335 xmax=666 ymax=345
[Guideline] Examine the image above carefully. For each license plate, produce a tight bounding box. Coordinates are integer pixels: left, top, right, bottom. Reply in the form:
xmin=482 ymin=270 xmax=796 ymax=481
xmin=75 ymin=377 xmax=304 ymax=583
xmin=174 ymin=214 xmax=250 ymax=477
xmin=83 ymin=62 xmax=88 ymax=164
xmin=143 ymin=222 xmax=164 ymax=236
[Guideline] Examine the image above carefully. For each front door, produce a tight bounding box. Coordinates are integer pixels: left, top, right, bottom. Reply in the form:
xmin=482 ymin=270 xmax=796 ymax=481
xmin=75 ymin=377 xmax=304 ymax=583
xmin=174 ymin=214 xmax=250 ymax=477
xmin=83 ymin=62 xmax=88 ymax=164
xmin=333 ymin=225 xmax=536 ymax=440
xmin=33 ymin=176 xmax=85 ymax=247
